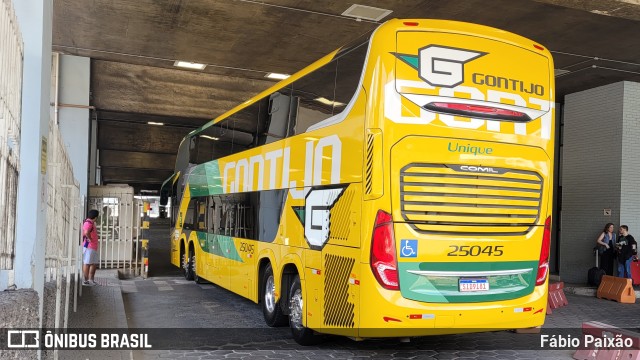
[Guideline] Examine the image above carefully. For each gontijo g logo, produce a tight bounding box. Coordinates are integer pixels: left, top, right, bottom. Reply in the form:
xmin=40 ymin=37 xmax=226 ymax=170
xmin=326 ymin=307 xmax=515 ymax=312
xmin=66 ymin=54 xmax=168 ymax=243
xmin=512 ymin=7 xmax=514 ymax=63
xmin=387 ymin=43 xmax=553 ymax=139
xmin=396 ymin=45 xmax=486 ymax=88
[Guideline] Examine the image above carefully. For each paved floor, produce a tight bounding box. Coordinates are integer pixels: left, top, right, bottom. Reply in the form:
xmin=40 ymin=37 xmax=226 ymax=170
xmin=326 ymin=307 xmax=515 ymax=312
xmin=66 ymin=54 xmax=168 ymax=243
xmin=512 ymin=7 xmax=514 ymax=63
xmin=120 ymin=275 xmax=639 ymax=360
xmin=61 ymin=270 xmax=131 ymax=360
xmin=64 ymin=218 xmax=640 ymax=360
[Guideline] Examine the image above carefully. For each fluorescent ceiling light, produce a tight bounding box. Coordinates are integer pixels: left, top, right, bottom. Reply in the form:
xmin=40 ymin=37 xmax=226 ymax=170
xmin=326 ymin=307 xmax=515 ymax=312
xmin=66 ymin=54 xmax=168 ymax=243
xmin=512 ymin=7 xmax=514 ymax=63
xmin=265 ymin=72 xmax=290 ymax=80
xmin=315 ymin=97 xmax=346 ymax=107
xmin=200 ymin=135 xmax=219 ymax=141
xmin=342 ymin=4 xmax=392 ymax=21
xmin=554 ymin=69 xmax=570 ymax=77
xmin=148 ymin=121 xmax=164 ymax=126
xmin=174 ymin=60 xmax=207 ymax=70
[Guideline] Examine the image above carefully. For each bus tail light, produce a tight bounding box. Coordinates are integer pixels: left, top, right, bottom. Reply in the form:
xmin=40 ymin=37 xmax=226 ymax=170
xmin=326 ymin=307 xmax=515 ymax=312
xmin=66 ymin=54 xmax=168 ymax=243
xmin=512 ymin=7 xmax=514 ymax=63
xmin=370 ymin=210 xmax=399 ymax=290
xmin=423 ymin=102 xmax=531 ymax=122
xmin=535 ymin=216 xmax=552 ymax=286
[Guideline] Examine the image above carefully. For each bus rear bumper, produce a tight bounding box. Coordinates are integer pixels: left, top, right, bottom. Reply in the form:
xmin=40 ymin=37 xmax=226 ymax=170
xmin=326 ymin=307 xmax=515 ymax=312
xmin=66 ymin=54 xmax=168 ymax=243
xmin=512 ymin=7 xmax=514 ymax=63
xmin=355 ymin=272 xmax=548 ymax=338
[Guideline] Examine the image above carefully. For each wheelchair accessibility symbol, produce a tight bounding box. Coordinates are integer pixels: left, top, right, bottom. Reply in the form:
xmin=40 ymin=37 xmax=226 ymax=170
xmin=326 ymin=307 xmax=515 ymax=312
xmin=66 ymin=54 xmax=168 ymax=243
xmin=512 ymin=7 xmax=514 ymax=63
xmin=400 ymin=239 xmax=417 ymax=258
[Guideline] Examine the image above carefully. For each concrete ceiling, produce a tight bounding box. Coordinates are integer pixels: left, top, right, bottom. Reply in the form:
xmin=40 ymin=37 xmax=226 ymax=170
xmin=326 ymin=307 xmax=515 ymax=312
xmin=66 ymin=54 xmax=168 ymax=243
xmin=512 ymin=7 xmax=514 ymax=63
xmin=52 ymin=0 xmax=640 ymax=192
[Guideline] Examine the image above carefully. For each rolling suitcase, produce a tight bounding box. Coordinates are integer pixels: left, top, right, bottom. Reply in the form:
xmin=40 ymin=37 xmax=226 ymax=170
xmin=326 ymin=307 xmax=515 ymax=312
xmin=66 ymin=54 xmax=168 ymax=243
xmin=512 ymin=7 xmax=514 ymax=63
xmin=631 ymin=256 xmax=640 ymax=286
xmin=588 ymin=247 xmax=606 ymax=287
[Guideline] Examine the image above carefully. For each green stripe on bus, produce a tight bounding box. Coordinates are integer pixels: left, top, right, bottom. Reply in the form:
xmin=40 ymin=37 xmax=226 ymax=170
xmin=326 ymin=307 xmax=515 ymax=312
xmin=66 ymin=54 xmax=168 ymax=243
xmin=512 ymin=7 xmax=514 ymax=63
xmin=189 ymin=161 xmax=223 ymax=197
xmin=196 ymin=232 xmax=243 ymax=262
xmin=398 ymin=260 xmax=539 ymax=303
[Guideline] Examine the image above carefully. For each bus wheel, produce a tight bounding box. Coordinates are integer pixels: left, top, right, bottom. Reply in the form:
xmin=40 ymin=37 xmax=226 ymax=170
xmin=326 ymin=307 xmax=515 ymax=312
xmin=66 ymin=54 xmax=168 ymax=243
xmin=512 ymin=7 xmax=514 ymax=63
xmin=289 ymin=275 xmax=319 ymax=345
xmin=183 ymin=252 xmax=194 ymax=281
xmin=192 ymin=255 xmax=205 ymax=284
xmin=262 ymin=264 xmax=288 ymax=327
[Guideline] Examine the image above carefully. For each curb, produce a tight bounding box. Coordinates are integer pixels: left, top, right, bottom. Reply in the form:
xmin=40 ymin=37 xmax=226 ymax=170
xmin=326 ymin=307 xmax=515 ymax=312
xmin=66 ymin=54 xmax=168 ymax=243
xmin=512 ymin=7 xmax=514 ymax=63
xmin=564 ymin=285 xmax=640 ymax=298
xmin=100 ymin=269 xmax=129 ymax=329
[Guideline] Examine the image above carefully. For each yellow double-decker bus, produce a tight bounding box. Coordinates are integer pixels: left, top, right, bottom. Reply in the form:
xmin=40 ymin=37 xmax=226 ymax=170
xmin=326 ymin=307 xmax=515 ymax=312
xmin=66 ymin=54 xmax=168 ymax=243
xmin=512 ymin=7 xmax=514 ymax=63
xmin=161 ymin=19 xmax=555 ymax=344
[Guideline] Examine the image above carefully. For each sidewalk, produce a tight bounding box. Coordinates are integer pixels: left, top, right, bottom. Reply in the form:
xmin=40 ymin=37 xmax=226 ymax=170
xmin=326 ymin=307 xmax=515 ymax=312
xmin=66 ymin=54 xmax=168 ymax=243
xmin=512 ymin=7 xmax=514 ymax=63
xmin=60 ymin=269 xmax=131 ymax=360
xmin=564 ymin=283 xmax=640 ymax=297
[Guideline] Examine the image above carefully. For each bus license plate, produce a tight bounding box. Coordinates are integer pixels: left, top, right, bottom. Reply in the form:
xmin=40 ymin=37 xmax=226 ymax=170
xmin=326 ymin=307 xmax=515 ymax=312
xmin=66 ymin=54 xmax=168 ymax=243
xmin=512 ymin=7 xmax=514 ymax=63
xmin=459 ymin=278 xmax=489 ymax=292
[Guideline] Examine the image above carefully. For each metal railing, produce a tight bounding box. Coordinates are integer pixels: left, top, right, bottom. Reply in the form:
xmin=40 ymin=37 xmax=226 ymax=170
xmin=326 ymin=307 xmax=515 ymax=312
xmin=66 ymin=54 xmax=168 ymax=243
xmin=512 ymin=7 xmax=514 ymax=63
xmin=0 ymin=0 xmax=24 ymax=270
xmin=88 ymin=186 xmax=144 ymax=276
xmin=43 ymin=121 xmax=83 ymax=333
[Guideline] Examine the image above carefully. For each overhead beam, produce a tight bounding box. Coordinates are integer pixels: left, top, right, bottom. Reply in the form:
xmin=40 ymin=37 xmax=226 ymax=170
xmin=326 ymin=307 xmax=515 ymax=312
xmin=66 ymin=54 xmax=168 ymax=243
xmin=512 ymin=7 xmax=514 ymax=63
xmin=97 ymin=110 xmax=210 ymax=129
xmin=91 ymin=60 xmax=272 ymax=119
xmin=100 ymin=168 xmax=173 ymax=184
xmin=99 ymin=149 xmax=176 ymax=171
xmin=98 ymin=121 xmax=190 ymax=154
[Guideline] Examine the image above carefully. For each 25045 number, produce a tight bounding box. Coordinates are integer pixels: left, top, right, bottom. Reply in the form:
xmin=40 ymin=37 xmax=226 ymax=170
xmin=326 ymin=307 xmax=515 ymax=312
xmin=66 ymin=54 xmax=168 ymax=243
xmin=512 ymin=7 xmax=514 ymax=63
xmin=447 ymin=245 xmax=504 ymax=257
xmin=239 ymin=242 xmax=254 ymax=254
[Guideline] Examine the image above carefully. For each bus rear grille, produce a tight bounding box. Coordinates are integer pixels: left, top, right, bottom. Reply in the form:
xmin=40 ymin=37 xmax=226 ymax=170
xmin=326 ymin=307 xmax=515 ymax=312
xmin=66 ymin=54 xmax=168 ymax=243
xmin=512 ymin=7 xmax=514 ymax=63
xmin=400 ymin=163 xmax=543 ymax=236
xmin=323 ymin=254 xmax=355 ymax=328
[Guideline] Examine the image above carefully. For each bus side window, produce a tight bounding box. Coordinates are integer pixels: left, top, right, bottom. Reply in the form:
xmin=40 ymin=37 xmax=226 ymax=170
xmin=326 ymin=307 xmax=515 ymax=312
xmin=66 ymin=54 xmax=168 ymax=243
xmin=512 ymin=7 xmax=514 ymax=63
xmin=189 ymin=136 xmax=198 ymax=164
xmin=196 ymin=200 xmax=207 ymax=231
xmin=256 ymin=189 xmax=285 ymax=243
xmin=219 ymin=198 xmax=232 ymax=236
xmin=183 ymin=198 xmax=197 ymax=230
xmin=288 ymin=61 xmax=338 ymax=135
xmin=207 ymin=196 xmax=220 ymax=234
xmin=175 ymin=137 xmax=191 ymax=174
xmin=334 ymin=41 xmax=368 ymax=107
xmin=260 ymin=90 xmax=291 ymax=145
xmin=170 ymin=195 xmax=178 ymax=227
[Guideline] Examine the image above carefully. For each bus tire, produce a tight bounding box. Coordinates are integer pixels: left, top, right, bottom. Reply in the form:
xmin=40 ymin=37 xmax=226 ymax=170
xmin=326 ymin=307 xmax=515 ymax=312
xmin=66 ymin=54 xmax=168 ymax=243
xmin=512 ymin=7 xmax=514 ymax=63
xmin=262 ymin=264 xmax=288 ymax=327
xmin=192 ymin=255 xmax=206 ymax=284
xmin=289 ymin=275 xmax=320 ymax=345
xmin=183 ymin=251 xmax=194 ymax=281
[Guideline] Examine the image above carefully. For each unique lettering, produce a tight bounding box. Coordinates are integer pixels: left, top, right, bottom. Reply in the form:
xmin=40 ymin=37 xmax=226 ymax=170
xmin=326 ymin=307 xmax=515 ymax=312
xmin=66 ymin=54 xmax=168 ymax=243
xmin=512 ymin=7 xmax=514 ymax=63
xmin=447 ymin=142 xmax=493 ymax=156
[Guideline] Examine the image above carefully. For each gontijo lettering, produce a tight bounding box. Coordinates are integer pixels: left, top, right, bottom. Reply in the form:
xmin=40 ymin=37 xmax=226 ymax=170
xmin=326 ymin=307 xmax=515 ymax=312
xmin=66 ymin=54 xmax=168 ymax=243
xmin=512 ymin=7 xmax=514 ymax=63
xmin=222 ymin=134 xmax=342 ymax=198
xmin=472 ymin=73 xmax=545 ymax=96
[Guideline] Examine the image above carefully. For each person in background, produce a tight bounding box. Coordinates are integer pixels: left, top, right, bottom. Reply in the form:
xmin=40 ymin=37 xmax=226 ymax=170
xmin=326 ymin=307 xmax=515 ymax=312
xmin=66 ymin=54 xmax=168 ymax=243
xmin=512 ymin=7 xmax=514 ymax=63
xmin=82 ymin=209 xmax=100 ymax=286
xmin=615 ymin=225 xmax=637 ymax=279
xmin=596 ymin=222 xmax=616 ymax=276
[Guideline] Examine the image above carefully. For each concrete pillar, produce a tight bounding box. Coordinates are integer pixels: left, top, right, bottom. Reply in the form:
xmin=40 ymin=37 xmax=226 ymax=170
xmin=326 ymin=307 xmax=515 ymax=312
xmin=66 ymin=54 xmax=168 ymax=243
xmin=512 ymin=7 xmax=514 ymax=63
xmin=13 ymin=0 xmax=53 ymax=325
xmin=560 ymin=81 xmax=640 ymax=283
xmin=57 ymin=55 xmax=91 ymax=198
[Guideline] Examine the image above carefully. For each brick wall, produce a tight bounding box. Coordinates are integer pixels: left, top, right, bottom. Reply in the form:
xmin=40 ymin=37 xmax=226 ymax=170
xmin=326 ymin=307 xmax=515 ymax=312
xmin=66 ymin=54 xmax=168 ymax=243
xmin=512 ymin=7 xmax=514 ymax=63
xmin=620 ymin=82 xmax=640 ymax=235
xmin=560 ymin=81 xmax=624 ymax=283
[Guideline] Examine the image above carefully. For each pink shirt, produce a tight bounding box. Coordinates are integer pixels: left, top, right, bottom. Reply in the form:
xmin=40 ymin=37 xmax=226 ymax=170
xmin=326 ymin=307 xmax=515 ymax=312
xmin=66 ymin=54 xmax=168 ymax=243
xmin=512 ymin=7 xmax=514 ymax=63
xmin=83 ymin=219 xmax=98 ymax=250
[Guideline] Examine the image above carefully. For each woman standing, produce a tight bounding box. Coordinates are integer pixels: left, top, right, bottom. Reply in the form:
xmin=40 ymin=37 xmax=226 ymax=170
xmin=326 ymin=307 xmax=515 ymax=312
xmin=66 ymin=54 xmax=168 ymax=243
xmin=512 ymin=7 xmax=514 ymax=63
xmin=596 ymin=223 xmax=616 ymax=276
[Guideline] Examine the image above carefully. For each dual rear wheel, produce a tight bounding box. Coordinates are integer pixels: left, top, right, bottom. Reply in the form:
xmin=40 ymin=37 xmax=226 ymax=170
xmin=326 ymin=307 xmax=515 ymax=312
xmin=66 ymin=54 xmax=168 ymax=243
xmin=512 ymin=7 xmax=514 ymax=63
xmin=182 ymin=247 xmax=205 ymax=283
xmin=182 ymin=252 xmax=194 ymax=281
xmin=261 ymin=263 xmax=318 ymax=345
